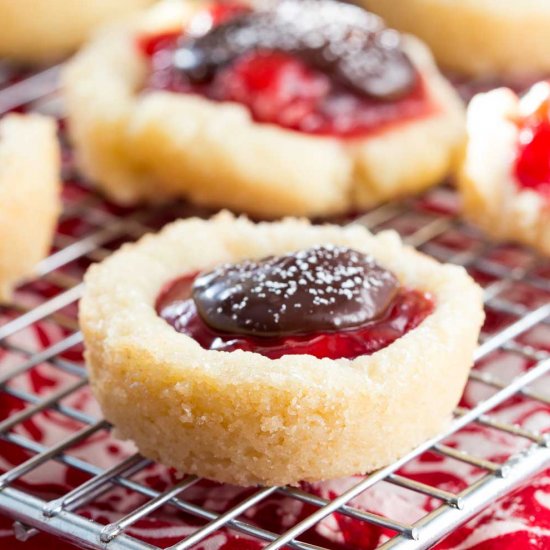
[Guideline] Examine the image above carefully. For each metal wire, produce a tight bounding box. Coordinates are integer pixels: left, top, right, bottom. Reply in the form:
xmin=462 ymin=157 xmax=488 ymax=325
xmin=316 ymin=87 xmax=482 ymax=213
xmin=0 ymin=64 xmax=548 ymax=550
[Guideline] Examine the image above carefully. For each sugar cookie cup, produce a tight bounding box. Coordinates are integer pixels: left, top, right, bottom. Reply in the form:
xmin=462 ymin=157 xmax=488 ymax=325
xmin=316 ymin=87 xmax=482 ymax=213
xmin=0 ymin=0 xmax=155 ymax=64
xmin=80 ymin=213 xmax=484 ymax=486
xmin=0 ymin=114 xmax=61 ymax=301
xmin=365 ymin=0 xmax=550 ymax=78
xmin=460 ymin=86 xmax=550 ymax=255
xmin=63 ymin=1 xmax=465 ymax=218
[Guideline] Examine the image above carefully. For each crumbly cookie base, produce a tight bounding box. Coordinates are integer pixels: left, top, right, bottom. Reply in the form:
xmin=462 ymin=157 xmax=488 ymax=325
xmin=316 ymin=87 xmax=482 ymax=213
xmin=81 ymin=213 xmax=484 ymax=486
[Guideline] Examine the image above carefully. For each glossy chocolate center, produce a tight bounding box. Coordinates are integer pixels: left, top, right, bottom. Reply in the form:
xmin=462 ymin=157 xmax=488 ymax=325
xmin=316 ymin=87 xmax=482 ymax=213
xmin=175 ymin=0 xmax=417 ymax=101
xmin=191 ymin=245 xmax=399 ymax=337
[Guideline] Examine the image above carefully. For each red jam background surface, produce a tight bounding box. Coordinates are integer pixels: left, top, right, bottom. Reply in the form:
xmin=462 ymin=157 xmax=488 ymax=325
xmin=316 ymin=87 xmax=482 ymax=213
xmin=514 ymin=82 xmax=550 ymax=199
xmin=156 ymin=274 xmax=434 ymax=360
xmin=137 ymin=3 xmax=434 ymax=138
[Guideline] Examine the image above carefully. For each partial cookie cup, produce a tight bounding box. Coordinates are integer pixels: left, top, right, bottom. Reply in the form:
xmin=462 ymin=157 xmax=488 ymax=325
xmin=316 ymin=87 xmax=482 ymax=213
xmin=63 ymin=2 xmax=465 ymax=218
xmin=459 ymin=89 xmax=550 ymax=255
xmin=80 ymin=213 xmax=484 ymax=486
xmin=0 ymin=0 xmax=155 ymax=64
xmin=0 ymin=114 xmax=61 ymax=302
xmin=364 ymin=0 xmax=550 ymax=78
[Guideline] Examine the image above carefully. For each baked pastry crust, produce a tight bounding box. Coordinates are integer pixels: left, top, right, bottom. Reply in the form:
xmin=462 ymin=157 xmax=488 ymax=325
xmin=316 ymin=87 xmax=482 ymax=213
xmin=63 ymin=1 xmax=465 ymax=218
xmin=0 ymin=114 xmax=61 ymax=302
xmin=364 ymin=0 xmax=550 ymax=78
xmin=459 ymin=88 xmax=550 ymax=255
xmin=80 ymin=213 xmax=484 ymax=486
xmin=0 ymin=0 xmax=155 ymax=64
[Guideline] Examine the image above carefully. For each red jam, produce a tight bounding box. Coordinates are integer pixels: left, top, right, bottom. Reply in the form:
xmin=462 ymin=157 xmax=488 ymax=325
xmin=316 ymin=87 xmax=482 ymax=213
xmin=137 ymin=3 xmax=434 ymax=138
xmin=156 ymin=273 xmax=434 ymax=360
xmin=514 ymin=82 xmax=550 ymax=199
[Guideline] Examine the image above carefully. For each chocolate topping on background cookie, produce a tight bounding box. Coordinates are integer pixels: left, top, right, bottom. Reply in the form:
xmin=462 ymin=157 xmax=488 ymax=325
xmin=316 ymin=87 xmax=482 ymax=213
xmin=174 ymin=0 xmax=417 ymax=101
xmin=192 ymin=245 xmax=399 ymax=337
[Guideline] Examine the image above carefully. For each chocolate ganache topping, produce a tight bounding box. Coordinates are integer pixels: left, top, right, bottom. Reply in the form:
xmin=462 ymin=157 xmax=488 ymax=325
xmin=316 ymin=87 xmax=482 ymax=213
xmin=192 ymin=245 xmax=399 ymax=337
xmin=175 ymin=0 xmax=418 ymax=101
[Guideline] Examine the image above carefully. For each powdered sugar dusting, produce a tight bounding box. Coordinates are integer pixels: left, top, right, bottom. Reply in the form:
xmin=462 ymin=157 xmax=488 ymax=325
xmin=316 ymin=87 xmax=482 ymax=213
xmin=241 ymin=245 xmax=391 ymax=306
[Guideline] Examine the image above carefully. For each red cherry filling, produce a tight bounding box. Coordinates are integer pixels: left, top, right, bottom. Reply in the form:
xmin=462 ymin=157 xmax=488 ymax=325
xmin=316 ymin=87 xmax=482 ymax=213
xmin=203 ymin=3 xmax=250 ymax=26
xmin=156 ymin=274 xmax=433 ymax=361
xmin=214 ymin=51 xmax=330 ymax=131
xmin=515 ymin=122 xmax=550 ymax=199
xmin=514 ymin=82 xmax=550 ymax=199
xmin=138 ymin=3 xmax=433 ymax=137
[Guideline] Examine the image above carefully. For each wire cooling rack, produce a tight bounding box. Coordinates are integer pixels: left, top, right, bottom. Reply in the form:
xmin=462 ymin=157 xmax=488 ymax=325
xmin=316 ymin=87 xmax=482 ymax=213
xmin=0 ymin=62 xmax=548 ymax=550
